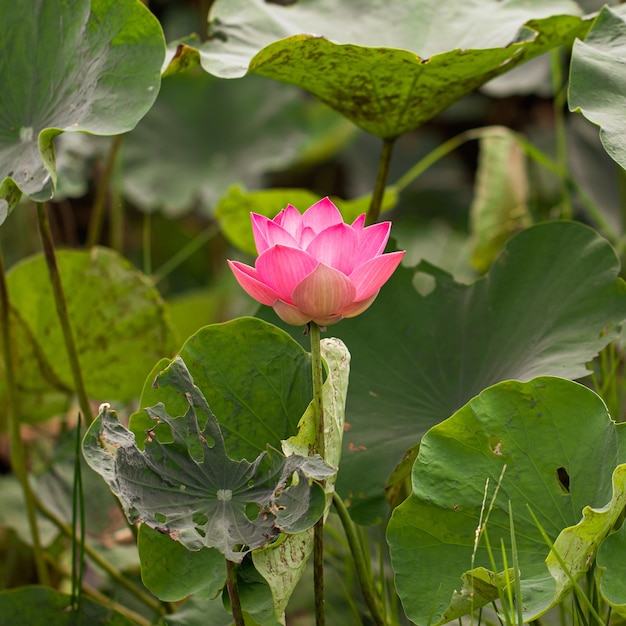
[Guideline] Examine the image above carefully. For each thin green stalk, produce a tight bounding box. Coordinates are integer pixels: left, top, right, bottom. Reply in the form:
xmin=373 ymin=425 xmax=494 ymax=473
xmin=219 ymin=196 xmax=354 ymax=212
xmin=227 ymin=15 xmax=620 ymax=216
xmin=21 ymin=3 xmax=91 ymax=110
xmin=0 ymin=246 xmax=50 ymax=585
xmin=225 ymin=559 xmax=245 ymax=626
xmin=366 ymin=138 xmax=396 ymax=225
xmin=70 ymin=416 xmax=86 ymax=612
xmin=508 ymin=502 xmax=523 ymax=626
xmin=527 ymin=506 xmax=605 ymax=626
xmin=332 ymin=492 xmax=386 ymax=626
xmin=36 ymin=203 xmax=94 ymax=425
xmin=86 ymin=134 xmax=124 ymax=247
xmin=550 ymin=48 xmax=572 ymax=220
xmin=394 ymin=128 xmax=488 ymax=194
xmin=35 ymin=496 xmax=164 ymax=614
xmin=309 ymin=321 xmax=326 ymax=626
xmin=152 ymin=223 xmax=219 ymax=285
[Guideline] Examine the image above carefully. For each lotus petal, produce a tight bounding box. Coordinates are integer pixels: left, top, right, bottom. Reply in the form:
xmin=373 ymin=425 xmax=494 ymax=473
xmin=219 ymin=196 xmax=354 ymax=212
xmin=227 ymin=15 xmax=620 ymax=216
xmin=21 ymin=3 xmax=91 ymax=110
xmin=227 ymin=260 xmax=281 ymax=306
xmin=306 ymin=222 xmax=359 ymax=274
xmin=291 ymin=263 xmax=356 ymax=319
xmin=349 ymin=251 xmax=405 ymax=300
xmin=256 ymin=245 xmax=318 ymax=300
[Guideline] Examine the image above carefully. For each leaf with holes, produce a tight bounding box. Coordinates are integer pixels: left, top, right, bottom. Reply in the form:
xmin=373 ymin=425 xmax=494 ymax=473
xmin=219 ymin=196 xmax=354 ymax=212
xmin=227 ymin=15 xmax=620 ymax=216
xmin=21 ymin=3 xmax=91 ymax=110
xmin=83 ymin=357 xmax=334 ymax=562
xmin=260 ymin=221 xmax=626 ymax=525
xmin=194 ymin=0 xmax=588 ymax=138
xmin=387 ymin=377 xmax=626 ymax=625
xmin=0 ymin=0 xmax=164 ymax=222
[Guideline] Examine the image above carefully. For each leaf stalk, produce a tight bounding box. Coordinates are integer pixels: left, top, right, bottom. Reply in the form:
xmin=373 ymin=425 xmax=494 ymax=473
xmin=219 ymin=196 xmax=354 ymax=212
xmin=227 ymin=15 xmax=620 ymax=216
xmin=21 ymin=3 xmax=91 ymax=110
xmin=36 ymin=202 xmax=94 ymax=425
xmin=0 ymin=244 xmax=50 ymax=585
xmin=309 ymin=321 xmax=326 ymax=626
xmin=367 ymin=138 xmax=396 ymax=225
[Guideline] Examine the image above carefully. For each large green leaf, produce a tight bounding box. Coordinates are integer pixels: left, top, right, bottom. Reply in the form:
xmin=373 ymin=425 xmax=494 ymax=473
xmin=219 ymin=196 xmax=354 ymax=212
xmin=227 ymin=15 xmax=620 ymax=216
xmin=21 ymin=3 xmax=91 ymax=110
xmin=131 ymin=323 xmax=349 ymax=618
xmin=387 ymin=377 xmax=626 ymax=625
xmin=83 ymin=357 xmax=334 ymax=562
xmin=0 ymin=586 xmax=134 ymax=625
xmin=2 ymin=247 xmax=176 ymax=412
xmin=0 ymin=0 xmax=164 ymax=222
xmin=194 ymin=0 xmax=588 ymax=138
xmin=130 ymin=317 xmax=312 ymax=461
xmin=121 ymin=71 xmax=353 ymax=216
xmin=261 ymin=221 xmax=626 ymax=524
xmin=569 ymin=5 xmax=626 ymax=171
xmin=137 ymin=525 xmax=226 ymax=602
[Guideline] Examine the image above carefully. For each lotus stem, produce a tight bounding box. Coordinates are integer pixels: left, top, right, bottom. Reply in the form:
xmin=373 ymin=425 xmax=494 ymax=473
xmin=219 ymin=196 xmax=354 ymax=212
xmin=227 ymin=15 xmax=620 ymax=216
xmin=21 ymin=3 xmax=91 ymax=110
xmin=87 ymin=134 xmax=123 ymax=247
xmin=309 ymin=321 xmax=326 ymax=626
xmin=550 ymin=48 xmax=572 ymax=220
xmin=36 ymin=203 xmax=95 ymax=425
xmin=332 ymin=492 xmax=386 ymax=626
xmin=366 ymin=137 xmax=396 ymax=225
xmin=225 ymin=559 xmax=245 ymax=626
xmin=0 ymin=245 xmax=50 ymax=585
xmin=152 ymin=223 xmax=219 ymax=285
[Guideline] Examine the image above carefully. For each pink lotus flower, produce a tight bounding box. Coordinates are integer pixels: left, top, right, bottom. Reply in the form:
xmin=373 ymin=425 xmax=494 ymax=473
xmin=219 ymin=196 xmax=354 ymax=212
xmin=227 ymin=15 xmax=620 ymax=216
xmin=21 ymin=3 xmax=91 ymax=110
xmin=228 ymin=197 xmax=405 ymax=326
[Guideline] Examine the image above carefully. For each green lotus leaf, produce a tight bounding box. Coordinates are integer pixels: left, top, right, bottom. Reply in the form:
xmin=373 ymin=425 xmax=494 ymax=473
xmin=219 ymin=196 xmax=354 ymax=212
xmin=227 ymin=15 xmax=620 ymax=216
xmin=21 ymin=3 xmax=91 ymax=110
xmin=130 ymin=320 xmax=349 ymax=614
xmin=386 ymin=377 xmax=626 ymax=625
xmin=192 ymin=0 xmax=588 ymax=138
xmin=83 ymin=357 xmax=335 ymax=562
xmin=569 ymin=6 xmax=626 ymax=171
xmin=260 ymin=221 xmax=626 ymax=524
xmin=1 ymin=247 xmax=176 ymax=412
xmin=0 ymin=0 xmax=164 ymax=222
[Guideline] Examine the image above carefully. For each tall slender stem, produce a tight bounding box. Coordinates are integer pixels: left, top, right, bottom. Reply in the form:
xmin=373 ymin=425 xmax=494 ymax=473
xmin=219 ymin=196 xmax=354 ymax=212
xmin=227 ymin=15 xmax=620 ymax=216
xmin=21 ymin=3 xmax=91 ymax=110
xmin=36 ymin=203 xmax=94 ymax=425
xmin=86 ymin=134 xmax=124 ymax=247
xmin=309 ymin=321 xmax=326 ymax=626
xmin=152 ymin=223 xmax=219 ymax=285
xmin=0 ymin=245 xmax=50 ymax=585
xmin=225 ymin=559 xmax=245 ymax=626
xmin=550 ymin=48 xmax=572 ymax=220
xmin=366 ymin=138 xmax=396 ymax=226
xmin=332 ymin=492 xmax=386 ymax=626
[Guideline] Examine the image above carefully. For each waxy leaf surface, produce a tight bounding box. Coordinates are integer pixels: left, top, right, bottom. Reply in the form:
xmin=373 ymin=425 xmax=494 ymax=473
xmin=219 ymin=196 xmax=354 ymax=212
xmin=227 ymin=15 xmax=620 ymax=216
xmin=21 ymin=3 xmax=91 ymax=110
xmin=569 ymin=5 xmax=626 ymax=170
xmin=0 ymin=0 xmax=164 ymax=222
xmin=132 ymin=323 xmax=349 ymax=618
xmin=196 ymin=0 xmax=587 ymax=137
xmin=1 ymin=247 xmax=175 ymax=420
xmin=130 ymin=317 xmax=313 ymax=461
xmin=387 ymin=377 xmax=626 ymax=624
xmin=262 ymin=221 xmax=626 ymax=524
xmin=83 ymin=357 xmax=334 ymax=562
